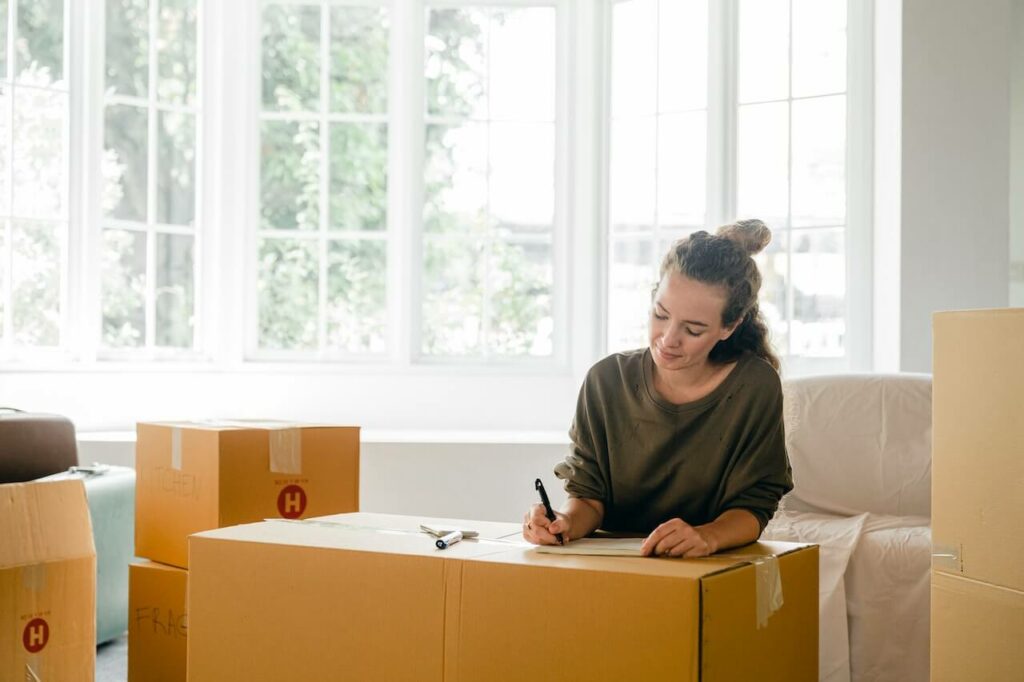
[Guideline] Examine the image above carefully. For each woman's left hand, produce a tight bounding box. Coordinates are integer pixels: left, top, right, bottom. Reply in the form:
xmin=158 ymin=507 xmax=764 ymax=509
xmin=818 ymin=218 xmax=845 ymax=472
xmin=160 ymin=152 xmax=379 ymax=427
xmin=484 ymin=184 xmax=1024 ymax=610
xmin=640 ymin=518 xmax=718 ymax=558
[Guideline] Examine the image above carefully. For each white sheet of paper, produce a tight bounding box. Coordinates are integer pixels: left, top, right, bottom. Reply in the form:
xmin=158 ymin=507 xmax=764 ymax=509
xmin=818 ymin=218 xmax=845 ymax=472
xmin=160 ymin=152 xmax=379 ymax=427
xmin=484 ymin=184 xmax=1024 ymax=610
xmin=533 ymin=537 xmax=644 ymax=556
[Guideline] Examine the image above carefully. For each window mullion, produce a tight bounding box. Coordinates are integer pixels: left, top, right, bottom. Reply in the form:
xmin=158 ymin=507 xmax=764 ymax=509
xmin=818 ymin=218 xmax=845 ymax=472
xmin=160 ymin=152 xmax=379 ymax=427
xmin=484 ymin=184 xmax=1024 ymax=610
xmin=785 ymin=0 xmax=794 ymax=358
xmin=145 ymin=0 xmax=160 ymax=350
xmin=708 ymin=0 xmax=736 ymax=230
xmin=240 ymin=0 xmax=261 ymax=362
xmin=63 ymin=0 xmax=79 ymax=360
xmin=400 ymin=1 xmax=424 ymax=364
xmin=78 ymin=0 xmax=105 ymax=362
xmin=2 ymin=0 xmax=15 ymax=353
xmin=480 ymin=9 xmax=492 ymax=359
xmin=845 ymin=0 xmax=874 ymax=370
xmin=318 ymin=2 xmax=330 ymax=356
xmin=592 ymin=0 xmax=612 ymax=361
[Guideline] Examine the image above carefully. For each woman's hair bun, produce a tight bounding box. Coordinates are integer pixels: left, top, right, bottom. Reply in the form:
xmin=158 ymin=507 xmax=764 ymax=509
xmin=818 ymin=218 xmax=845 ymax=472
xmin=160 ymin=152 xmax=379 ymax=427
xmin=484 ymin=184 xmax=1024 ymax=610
xmin=716 ymin=219 xmax=771 ymax=256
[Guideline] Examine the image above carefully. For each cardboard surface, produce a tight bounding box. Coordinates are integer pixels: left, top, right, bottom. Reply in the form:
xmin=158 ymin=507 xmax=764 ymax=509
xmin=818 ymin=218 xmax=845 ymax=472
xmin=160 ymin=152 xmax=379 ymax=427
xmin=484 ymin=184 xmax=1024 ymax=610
xmin=187 ymin=512 xmax=817 ymax=682
xmin=932 ymin=309 xmax=1024 ymax=592
xmin=931 ymin=570 xmax=1024 ymax=681
xmin=135 ymin=422 xmax=359 ymax=568
xmin=128 ymin=561 xmax=188 ymax=682
xmin=0 ymin=479 xmax=97 ymax=681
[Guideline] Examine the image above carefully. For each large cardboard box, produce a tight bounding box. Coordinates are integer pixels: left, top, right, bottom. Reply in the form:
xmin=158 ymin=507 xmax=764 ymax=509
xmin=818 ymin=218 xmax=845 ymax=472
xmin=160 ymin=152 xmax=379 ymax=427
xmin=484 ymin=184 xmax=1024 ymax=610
xmin=932 ymin=309 xmax=1024 ymax=592
xmin=187 ymin=512 xmax=818 ymax=682
xmin=1 ymin=479 xmax=97 ymax=681
xmin=135 ymin=421 xmax=359 ymax=568
xmin=128 ymin=561 xmax=188 ymax=682
xmin=930 ymin=570 xmax=1024 ymax=681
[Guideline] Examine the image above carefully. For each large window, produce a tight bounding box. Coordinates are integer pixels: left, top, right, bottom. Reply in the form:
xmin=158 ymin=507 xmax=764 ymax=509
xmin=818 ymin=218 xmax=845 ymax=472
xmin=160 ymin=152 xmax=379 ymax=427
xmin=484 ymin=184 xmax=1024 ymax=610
xmin=421 ymin=5 xmax=557 ymax=360
xmin=1 ymin=0 xmax=869 ymax=385
xmin=0 ymin=0 xmax=69 ymax=354
xmin=257 ymin=2 xmax=390 ymax=358
xmin=101 ymin=0 xmax=199 ymax=354
xmin=607 ymin=0 xmax=858 ymax=370
xmin=607 ymin=0 xmax=708 ymax=352
xmin=736 ymin=0 xmax=848 ymax=360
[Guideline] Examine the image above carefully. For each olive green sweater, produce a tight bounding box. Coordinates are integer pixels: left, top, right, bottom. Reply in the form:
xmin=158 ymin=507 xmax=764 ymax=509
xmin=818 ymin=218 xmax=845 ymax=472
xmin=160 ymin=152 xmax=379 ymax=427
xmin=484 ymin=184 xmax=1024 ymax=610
xmin=554 ymin=348 xmax=793 ymax=534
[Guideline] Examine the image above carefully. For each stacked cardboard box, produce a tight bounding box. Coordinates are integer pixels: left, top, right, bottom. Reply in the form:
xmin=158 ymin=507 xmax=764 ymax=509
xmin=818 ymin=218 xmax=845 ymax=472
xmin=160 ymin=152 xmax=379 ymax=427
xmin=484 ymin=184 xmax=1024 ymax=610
xmin=932 ymin=309 xmax=1024 ymax=680
xmin=128 ymin=421 xmax=360 ymax=682
xmin=1 ymin=479 xmax=97 ymax=681
xmin=187 ymin=512 xmax=818 ymax=681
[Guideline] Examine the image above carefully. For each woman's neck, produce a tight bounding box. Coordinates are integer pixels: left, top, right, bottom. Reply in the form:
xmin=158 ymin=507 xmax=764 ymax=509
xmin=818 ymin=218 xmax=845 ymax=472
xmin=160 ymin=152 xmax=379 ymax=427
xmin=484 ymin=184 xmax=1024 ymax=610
xmin=650 ymin=354 xmax=739 ymax=404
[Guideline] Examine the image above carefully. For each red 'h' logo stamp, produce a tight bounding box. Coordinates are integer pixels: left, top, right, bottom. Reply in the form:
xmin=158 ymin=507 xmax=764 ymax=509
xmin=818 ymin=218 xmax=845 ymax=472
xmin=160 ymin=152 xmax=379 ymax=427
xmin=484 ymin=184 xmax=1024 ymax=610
xmin=277 ymin=484 xmax=308 ymax=519
xmin=23 ymin=618 xmax=49 ymax=653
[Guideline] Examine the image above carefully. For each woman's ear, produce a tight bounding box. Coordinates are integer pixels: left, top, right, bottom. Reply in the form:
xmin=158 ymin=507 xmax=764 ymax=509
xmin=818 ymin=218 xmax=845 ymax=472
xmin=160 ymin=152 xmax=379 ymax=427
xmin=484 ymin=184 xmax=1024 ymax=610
xmin=719 ymin=315 xmax=743 ymax=341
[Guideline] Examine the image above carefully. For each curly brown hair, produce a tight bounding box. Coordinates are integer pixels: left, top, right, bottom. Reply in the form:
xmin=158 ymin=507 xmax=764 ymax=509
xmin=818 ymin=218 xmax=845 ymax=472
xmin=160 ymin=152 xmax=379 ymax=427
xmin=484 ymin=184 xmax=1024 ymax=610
xmin=657 ymin=219 xmax=781 ymax=371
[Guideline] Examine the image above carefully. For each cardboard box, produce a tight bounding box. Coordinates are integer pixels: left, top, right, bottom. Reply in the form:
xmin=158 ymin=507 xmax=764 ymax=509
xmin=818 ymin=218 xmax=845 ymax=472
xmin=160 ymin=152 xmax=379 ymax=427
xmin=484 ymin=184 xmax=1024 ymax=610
xmin=135 ymin=421 xmax=359 ymax=568
xmin=187 ymin=512 xmax=818 ymax=682
xmin=931 ymin=570 xmax=1024 ymax=681
xmin=1 ymin=479 xmax=96 ymax=681
xmin=129 ymin=561 xmax=188 ymax=682
xmin=932 ymin=309 xmax=1024 ymax=592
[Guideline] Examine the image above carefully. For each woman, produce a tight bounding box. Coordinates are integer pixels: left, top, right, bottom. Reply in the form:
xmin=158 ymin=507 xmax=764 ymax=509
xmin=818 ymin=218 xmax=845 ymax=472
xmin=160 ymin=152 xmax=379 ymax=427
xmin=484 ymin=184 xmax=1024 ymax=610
xmin=523 ymin=219 xmax=792 ymax=558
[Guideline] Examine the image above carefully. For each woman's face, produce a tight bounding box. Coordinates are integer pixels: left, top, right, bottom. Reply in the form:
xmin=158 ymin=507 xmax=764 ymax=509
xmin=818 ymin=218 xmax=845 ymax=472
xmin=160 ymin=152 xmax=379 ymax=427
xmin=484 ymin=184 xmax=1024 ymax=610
xmin=649 ymin=272 xmax=736 ymax=371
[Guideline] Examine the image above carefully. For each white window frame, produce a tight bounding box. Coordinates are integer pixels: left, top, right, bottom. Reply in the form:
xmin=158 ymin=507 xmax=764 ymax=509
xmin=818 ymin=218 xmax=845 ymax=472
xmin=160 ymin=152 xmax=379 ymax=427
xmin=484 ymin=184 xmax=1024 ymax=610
xmin=411 ymin=0 xmax=569 ymax=369
xmin=75 ymin=0 xmax=208 ymax=364
xmin=235 ymin=0 xmax=572 ymax=371
xmin=0 ymin=0 xmax=873 ymax=436
xmin=0 ymin=0 xmax=73 ymax=363
xmin=600 ymin=0 xmax=874 ymax=374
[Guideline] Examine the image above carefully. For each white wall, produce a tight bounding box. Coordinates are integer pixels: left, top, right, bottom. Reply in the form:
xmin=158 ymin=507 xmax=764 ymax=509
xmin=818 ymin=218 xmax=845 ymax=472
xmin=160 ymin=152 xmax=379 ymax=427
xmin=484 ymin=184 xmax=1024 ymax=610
xmin=1011 ymin=0 xmax=1024 ymax=306
xmin=873 ymin=0 xmax=902 ymax=373
xmin=79 ymin=432 xmax=571 ymax=524
xmin=899 ymin=0 xmax=1012 ymax=372
xmin=1 ymin=368 xmax=583 ymax=432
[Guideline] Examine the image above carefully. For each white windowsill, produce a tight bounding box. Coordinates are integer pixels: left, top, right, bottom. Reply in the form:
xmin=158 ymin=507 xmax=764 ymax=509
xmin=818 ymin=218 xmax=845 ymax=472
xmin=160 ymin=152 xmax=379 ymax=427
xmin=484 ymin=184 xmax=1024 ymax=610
xmin=77 ymin=429 xmax=571 ymax=447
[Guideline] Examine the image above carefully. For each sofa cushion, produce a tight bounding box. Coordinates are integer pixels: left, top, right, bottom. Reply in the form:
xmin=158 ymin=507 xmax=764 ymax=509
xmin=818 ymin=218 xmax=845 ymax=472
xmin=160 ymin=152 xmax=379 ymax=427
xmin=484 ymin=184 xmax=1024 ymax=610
xmin=781 ymin=374 xmax=932 ymax=517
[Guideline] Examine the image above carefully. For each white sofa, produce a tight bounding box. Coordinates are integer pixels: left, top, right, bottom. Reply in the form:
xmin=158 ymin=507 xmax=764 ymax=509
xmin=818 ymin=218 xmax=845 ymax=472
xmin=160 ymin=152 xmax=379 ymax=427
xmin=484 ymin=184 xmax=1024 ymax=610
xmin=765 ymin=374 xmax=933 ymax=682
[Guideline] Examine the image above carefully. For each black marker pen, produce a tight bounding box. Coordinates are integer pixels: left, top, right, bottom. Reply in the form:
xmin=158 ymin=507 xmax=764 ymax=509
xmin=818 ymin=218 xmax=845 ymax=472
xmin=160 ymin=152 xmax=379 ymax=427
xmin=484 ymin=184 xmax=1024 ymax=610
xmin=535 ymin=478 xmax=564 ymax=545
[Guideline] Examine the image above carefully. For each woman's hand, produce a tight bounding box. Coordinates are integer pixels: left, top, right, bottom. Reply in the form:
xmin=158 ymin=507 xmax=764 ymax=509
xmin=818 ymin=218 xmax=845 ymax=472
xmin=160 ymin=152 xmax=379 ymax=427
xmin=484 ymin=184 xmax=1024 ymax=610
xmin=522 ymin=504 xmax=571 ymax=545
xmin=640 ymin=518 xmax=717 ymax=558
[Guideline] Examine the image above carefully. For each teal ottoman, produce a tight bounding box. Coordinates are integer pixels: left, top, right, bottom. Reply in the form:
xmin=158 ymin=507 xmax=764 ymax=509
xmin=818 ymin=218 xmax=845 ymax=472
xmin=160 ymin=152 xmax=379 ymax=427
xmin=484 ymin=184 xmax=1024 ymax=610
xmin=39 ymin=464 xmax=136 ymax=644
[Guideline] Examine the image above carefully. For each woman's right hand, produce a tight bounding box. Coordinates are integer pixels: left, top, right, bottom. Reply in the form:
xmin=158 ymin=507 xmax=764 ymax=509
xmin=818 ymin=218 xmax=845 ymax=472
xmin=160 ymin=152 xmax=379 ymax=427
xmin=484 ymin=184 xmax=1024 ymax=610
xmin=522 ymin=503 xmax=571 ymax=545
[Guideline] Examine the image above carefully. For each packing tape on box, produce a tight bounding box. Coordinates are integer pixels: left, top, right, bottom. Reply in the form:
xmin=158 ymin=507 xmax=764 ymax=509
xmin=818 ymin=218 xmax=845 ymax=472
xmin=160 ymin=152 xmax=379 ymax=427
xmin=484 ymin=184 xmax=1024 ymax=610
xmin=712 ymin=553 xmax=784 ymax=628
xmin=204 ymin=420 xmax=303 ymax=474
xmin=167 ymin=420 xmax=304 ymax=474
xmin=171 ymin=427 xmax=183 ymax=470
xmin=266 ymin=427 xmax=302 ymax=474
xmin=20 ymin=562 xmax=47 ymax=593
xmin=753 ymin=555 xmax=784 ymax=628
xmin=931 ymin=542 xmax=962 ymax=573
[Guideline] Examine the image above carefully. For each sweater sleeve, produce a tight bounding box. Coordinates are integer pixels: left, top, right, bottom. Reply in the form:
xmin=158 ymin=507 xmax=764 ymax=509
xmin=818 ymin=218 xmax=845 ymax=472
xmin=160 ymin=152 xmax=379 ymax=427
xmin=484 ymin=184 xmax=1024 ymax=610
xmin=718 ymin=372 xmax=794 ymax=533
xmin=554 ymin=371 xmax=610 ymax=504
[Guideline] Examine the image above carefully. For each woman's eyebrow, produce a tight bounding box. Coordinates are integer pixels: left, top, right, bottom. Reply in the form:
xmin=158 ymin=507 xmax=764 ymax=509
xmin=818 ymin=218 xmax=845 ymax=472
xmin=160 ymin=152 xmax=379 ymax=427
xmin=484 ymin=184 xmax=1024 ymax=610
xmin=656 ymin=301 xmax=709 ymax=327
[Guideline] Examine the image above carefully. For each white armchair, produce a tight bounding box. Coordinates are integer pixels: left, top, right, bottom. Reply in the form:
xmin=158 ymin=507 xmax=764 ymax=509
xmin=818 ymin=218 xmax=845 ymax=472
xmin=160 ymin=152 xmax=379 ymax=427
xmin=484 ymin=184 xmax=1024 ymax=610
xmin=766 ymin=373 xmax=933 ymax=682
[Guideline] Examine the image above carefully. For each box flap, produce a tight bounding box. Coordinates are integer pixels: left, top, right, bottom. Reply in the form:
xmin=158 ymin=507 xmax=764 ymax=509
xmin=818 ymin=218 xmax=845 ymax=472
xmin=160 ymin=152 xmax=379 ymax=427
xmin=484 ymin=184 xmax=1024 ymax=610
xmin=474 ymin=539 xmax=809 ymax=580
xmin=140 ymin=420 xmax=359 ymax=432
xmin=189 ymin=513 xmax=519 ymax=561
xmin=0 ymin=479 xmax=95 ymax=568
xmin=190 ymin=512 xmax=811 ymax=581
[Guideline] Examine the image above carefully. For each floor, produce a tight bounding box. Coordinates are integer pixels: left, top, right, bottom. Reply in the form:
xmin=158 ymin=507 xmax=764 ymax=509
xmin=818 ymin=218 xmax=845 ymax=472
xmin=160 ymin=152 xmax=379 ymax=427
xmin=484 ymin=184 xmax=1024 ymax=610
xmin=96 ymin=635 xmax=128 ymax=682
